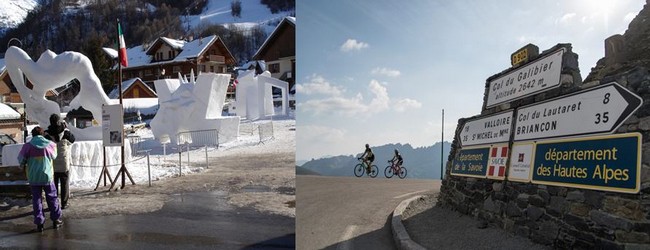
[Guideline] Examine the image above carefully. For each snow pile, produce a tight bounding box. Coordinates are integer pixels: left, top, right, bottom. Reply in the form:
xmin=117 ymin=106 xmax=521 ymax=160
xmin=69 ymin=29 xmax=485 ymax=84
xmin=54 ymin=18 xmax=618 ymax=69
xmin=235 ymin=70 xmax=289 ymax=120
xmin=119 ymin=98 xmax=159 ymax=116
xmin=5 ymin=46 xmax=110 ymax=140
xmin=1 ymin=117 xmax=294 ymax=189
xmin=151 ymin=72 xmax=240 ymax=146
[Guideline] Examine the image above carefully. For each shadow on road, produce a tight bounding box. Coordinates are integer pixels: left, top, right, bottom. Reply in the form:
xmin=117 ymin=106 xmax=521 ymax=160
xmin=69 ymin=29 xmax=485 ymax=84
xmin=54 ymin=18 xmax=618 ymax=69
xmin=402 ymin=199 xmax=551 ymax=250
xmin=0 ymin=211 xmax=32 ymax=222
xmin=243 ymin=233 xmax=296 ymax=249
xmin=323 ymin=215 xmax=396 ymax=250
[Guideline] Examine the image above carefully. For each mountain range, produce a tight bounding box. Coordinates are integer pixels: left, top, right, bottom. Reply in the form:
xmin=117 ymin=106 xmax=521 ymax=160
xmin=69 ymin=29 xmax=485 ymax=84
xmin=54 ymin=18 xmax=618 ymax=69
xmin=299 ymin=142 xmax=452 ymax=179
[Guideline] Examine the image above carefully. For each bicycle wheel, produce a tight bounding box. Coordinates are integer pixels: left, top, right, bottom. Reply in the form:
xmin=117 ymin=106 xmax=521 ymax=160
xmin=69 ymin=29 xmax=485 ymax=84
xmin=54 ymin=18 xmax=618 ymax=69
xmin=398 ymin=167 xmax=407 ymax=179
xmin=384 ymin=166 xmax=394 ymax=178
xmin=354 ymin=164 xmax=365 ymax=177
xmin=369 ymin=165 xmax=379 ymax=178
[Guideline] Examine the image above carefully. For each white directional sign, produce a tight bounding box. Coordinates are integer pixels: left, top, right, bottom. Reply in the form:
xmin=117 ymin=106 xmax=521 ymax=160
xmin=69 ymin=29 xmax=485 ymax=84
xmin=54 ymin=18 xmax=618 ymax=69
xmin=487 ymin=48 xmax=565 ymax=107
xmin=514 ymin=82 xmax=643 ymax=141
xmin=460 ymin=111 xmax=513 ymax=146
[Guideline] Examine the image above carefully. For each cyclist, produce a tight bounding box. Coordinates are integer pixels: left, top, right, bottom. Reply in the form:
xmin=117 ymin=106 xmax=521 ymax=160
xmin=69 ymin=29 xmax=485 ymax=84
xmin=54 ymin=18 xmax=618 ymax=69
xmin=359 ymin=144 xmax=374 ymax=174
xmin=389 ymin=149 xmax=403 ymax=169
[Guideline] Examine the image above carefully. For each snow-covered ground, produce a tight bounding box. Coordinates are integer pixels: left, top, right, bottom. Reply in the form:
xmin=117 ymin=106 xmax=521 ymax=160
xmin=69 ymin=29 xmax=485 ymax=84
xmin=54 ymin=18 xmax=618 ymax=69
xmin=70 ymin=115 xmax=295 ymax=189
xmin=0 ymin=0 xmax=38 ymax=34
xmin=186 ymin=0 xmax=293 ymax=33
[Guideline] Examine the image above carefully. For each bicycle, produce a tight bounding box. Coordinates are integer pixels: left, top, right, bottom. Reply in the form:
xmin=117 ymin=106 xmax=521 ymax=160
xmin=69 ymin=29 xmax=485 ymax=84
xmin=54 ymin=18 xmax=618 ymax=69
xmin=354 ymin=158 xmax=378 ymax=178
xmin=384 ymin=160 xmax=407 ymax=179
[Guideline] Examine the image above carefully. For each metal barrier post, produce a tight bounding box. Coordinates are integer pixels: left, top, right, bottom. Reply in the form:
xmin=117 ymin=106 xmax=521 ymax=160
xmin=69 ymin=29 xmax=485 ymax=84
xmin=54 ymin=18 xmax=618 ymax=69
xmin=147 ymin=152 xmax=151 ymax=187
xmin=186 ymin=142 xmax=190 ymax=167
xmin=179 ymin=151 xmax=182 ymax=176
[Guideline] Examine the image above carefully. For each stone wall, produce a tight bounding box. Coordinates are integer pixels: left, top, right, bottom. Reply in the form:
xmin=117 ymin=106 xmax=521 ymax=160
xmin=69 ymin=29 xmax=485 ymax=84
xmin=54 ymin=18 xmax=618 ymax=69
xmin=438 ymin=35 xmax=650 ymax=250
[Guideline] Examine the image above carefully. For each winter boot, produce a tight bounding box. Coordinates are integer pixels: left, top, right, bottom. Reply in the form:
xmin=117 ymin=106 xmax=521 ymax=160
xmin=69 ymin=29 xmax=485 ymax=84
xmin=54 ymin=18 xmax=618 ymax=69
xmin=37 ymin=224 xmax=44 ymax=232
xmin=53 ymin=219 xmax=63 ymax=229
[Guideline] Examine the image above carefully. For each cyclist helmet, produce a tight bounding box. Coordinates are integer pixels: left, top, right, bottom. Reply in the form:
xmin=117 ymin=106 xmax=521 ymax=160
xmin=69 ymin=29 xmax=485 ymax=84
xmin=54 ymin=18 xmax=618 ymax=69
xmin=395 ymin=149 xmax=399 ymax=155
xmin=365 ymin=143 xmax=369 ymax=148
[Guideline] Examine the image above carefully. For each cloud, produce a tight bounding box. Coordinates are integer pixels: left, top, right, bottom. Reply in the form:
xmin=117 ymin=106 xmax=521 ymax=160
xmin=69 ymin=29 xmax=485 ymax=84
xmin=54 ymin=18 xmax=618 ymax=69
xmin=299 ymin=125 xmax=346 ymax=143
xmin=394 ymin=98 xmax=422 ymax=112
xmin=368 ymin=80 xmax=390 ymax=111
xmin=298 ymin=76 xmax=421 ymax=116
xmin=296 ymin=75 xmax=344 ymax=96
xmin=340 ymin=39 xmax=369 ymax=52
xmin=371 ymin=67 xmax=401 ymax=77
xmin=624 ymin=12 xmax=636 ymax=23
xmin=300 ymin=95 xmax=369 ymax=116
xmin=558 ymin=13 xmax=576 ymax=24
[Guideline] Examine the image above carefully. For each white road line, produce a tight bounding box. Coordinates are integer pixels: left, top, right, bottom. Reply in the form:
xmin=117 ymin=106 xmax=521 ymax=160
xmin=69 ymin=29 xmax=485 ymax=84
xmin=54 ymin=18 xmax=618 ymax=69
xmin=393 ymin=189 xmax=429 ymax=199
xmin=336 ymin=225 xmax=358 ymax=250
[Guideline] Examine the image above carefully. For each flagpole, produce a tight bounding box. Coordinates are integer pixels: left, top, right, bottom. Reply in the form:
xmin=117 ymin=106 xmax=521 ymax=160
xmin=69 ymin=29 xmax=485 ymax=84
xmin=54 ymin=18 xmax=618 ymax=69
xmin=118 ymin=19 xmax=126 ymax=189
xmin=441 ymin=109 xmax=444 ymax=180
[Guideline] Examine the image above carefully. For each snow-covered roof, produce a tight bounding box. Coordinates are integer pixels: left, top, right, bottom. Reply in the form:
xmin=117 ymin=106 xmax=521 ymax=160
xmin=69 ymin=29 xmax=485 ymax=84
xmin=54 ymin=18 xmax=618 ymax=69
xmin=0 ymin=103 xmax=20 ymax=120
xmin=102 ymin=47 xmax=118 ymax=59
xmin=160 ymin=37 xmax=185 ymax=50
xmin=120 ymin=35 xmax=230 ymax=69
xmin=174 ymin=35 xmax=217 ymax=62
xmin=124 ymin=45 xmax=151 ymax=68
xmin=108 ymin=78 xmax=156 ymax=99
xmin=253 ymin=16 xmax=296 ymax=60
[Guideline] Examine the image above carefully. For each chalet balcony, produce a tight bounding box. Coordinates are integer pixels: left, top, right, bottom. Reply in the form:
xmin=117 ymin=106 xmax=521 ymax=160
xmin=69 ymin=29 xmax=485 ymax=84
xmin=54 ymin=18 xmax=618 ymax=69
xmin=207 ymin=55 xmax=225 ymax=63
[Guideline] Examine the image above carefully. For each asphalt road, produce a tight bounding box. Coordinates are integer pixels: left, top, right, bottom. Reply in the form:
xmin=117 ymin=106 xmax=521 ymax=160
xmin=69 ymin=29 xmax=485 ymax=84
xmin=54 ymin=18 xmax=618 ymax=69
xmin=0 ymin=190 xmax=294 ymax=249
xmin=296 ymin=175 xmax=440 ymax=250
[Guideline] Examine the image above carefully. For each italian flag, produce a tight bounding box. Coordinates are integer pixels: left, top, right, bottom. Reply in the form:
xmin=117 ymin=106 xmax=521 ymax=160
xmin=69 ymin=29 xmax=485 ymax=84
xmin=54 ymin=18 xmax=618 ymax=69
xmin=118 ymin=22 xmax=128 ymax=67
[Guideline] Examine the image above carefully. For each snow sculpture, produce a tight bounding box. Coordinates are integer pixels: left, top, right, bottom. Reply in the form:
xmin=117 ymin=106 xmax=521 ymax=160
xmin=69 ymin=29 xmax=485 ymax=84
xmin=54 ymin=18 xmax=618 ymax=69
xmin=5 ymin=46 xmax=110 ymax=140
xmin=235 ymin=70 xmax=289 ymax=121
xmin=151 ymin=72 xmax=240 ymax=146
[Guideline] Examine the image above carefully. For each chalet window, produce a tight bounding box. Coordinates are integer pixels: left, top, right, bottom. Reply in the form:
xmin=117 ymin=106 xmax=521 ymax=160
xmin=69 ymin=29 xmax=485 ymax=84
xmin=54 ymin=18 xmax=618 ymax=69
xmin=173 ymin=66 xmax=181 ymax=73
xmin=210 ymin=66 xmax=214 ymax=72
xmin=200 ymin=65 xmax=206 ymax=72
xmin=139 ymin=71 xmax=143 ymax=78
xmin=269 ymin=63 xmax=280 ymax=73
xmin=218 ymin=66 xmax=224 ymax=73
xmin=133 ymin=88 xmax=140 ymax=98
xmin=157 ymin=52 xmax=163 ymax=61
xmin=145 ymin=69 xmax=152 ymax=76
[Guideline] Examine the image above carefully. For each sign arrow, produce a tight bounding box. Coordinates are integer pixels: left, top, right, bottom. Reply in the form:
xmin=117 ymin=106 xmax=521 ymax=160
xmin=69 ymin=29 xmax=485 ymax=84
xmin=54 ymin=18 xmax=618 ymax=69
xmin=460 ymin=111 xmax=513 ymax=146
xmin=513 ymin=82 xmax=643 ymax=141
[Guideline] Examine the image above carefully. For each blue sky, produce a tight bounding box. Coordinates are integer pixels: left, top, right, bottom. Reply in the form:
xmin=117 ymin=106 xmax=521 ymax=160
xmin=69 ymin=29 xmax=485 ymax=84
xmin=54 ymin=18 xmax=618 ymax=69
xmin=296 ymin=0 xmax=644 ymax=162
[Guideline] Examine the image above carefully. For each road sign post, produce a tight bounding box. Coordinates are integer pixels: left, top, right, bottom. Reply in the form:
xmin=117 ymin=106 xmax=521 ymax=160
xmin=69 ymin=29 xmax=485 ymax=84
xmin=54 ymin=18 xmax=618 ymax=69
xmin=487 ymin=48 xmax=565 ymax=107
xmin=460 ymin=111 xmax=513 ymax=146
xmin=513 ymin=82 xmax=643 ymax=141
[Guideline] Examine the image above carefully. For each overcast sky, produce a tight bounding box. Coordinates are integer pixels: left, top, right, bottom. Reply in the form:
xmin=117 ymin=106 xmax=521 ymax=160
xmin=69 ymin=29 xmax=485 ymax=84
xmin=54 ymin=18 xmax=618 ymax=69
xmin=296 ymin=0 xmax=645 ymax=162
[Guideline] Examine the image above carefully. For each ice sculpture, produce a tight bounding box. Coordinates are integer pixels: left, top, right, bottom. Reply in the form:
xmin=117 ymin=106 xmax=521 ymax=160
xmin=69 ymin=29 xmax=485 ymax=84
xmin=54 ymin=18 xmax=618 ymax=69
xmin=235 ymin=70 xmax=289 ymax=120
xmin=5 ymin=46 xmax=110 ymax=140
xmin=151 ymin=72 xmax=240 ymax=146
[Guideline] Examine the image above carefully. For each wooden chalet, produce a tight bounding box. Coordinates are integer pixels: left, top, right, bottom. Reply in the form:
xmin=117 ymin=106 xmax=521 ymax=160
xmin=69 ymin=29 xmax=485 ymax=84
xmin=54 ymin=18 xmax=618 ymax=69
xmin=108 ymin=78 xmax=157 ymax=99
xmin=119 ymin=35 xmax=237 ymax=87
xmin=0 ymin=103 xmax=24 ymax=143
xmin=253 ymin=16 xmax=296 ymax=91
